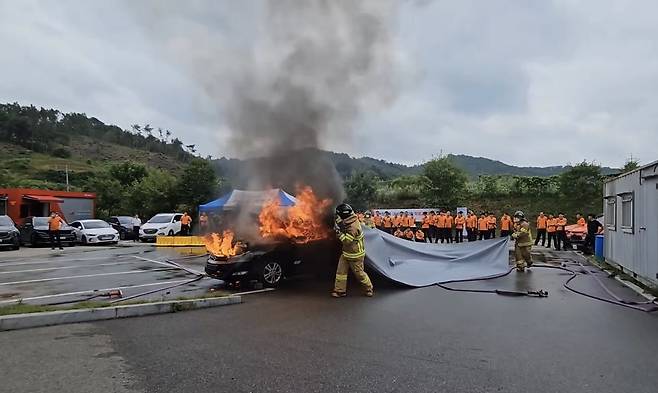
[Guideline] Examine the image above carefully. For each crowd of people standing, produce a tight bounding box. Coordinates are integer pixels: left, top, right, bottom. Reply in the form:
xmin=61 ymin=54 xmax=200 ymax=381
xmin=358 ymin=210 xmax=600 ymax=252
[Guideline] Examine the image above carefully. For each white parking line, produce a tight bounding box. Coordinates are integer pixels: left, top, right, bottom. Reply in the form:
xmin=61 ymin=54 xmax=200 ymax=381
xmin=0 ymin=267 xmax=179 ymax=286
xmin=0 ymin=260 xmax=158 ymax=275
xmin=133 ymin=256 xmax=205 ymax=276
xmin=0 ymin=279 xmax=194 ymax=305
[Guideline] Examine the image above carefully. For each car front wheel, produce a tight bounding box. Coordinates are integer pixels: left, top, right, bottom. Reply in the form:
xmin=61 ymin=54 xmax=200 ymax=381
xmin=259 ymin=260 xmax=284 ymax=288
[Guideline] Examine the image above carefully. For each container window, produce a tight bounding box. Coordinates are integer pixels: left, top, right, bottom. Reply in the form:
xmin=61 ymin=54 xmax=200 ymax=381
xmin=605 ymin=197 xmax=616 ymax=230
xmin=620 ymin=193 xmax=634 ymax=232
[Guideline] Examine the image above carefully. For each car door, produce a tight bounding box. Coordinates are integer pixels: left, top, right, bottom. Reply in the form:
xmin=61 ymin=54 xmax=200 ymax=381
xmin=107 ymin=217 xmax=120 ymax=232
xmin=19 ymin=218 xmax=34 ymax=244
xmin=70 ymin=222 xmax=83 ymax=241
xmin=173 ymin=214 xmax=183 ymax=234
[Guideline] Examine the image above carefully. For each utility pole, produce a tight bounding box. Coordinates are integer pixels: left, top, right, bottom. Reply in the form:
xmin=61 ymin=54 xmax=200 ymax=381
xmin=65 ymin=165 xmax=70 ymax=192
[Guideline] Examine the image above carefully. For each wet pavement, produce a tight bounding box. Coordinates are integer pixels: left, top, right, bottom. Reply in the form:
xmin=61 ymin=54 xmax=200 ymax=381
xmin=0 ymin=243 xmax=221 ymax=306
xmin=1 ymin=249 xmax=658 ymax=392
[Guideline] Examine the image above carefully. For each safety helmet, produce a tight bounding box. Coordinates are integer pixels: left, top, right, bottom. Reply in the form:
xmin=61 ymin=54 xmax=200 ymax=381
xmin=514 ymin=210 xmax=525 ymax=219
xmin=335 ymin=203 xmax=354 ymax=219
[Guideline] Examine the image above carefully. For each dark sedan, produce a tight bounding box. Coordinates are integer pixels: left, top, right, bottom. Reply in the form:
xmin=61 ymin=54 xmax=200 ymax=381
xmin=19 ymin=216 xmax=76 ymax=247
xmin=107 ymin=216 xmax=137 ymax=240
xmin=0 ymin=215 xmax=20 ymax=250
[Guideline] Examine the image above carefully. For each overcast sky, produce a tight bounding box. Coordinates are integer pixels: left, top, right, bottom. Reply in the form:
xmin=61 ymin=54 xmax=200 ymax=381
xmin=1 ymin=0 xmax=657 ymax=168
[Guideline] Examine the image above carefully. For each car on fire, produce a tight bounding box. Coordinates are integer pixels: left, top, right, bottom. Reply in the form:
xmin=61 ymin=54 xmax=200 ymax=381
xmin=70 ymin=219 xmax=120 ymax=245
xmin=18 ymin=216 xmax=76 ymax=247
xmin=139 ymin=213 xmax=183 ymax=242
xmin=0 ymin=215 xmax=20 ymax=250
xmin=565 ymin=214 xmax=604 ymax=250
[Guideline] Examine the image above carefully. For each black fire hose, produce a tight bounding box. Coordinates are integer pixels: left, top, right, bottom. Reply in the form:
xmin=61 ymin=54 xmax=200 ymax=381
xmin=436 ymin=262 xmax=658 ymax=313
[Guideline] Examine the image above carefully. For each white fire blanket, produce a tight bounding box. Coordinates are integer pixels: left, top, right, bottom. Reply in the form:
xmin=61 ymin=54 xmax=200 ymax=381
xmin=363 ymin=228 xmax=510 ymax=287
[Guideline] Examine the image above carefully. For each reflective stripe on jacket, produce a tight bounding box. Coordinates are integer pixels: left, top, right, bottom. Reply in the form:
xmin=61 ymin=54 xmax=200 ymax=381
xmin=337 ymin=214 xmax=366 ymax=259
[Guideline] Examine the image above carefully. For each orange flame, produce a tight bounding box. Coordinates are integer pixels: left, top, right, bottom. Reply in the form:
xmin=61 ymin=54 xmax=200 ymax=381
xmin=203 ymin=230 xmax=241 ymax=257
xmin=259 ymin=186 xmax=332 ymax=243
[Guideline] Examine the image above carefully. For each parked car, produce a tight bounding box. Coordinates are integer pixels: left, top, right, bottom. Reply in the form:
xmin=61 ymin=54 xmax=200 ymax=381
xmin=70 ymin=219 xmax=119 ymax=245
xmin=139 ymin=213 xmax=183 ymax=242
xmin=19 ymin=216 xmax=76 ymax=247
xmin=0 ymin=215 xmax=20 ymax=250
xmin=565 ymin=215 xmax=605 ymax=250
xmin=107 ymin=216 xmax=137 ymax=240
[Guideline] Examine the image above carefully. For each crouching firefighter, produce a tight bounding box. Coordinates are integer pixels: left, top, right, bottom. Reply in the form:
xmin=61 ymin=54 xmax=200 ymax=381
xmin=332 ymin=203 xmax=374 ymax=298
xmin=512 ymin=210 xmax=533 ymax=272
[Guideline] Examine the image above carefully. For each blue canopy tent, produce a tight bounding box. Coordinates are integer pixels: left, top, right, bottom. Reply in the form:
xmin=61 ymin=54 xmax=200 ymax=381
xmin=199 ymin=189 xmax=297 ymax=213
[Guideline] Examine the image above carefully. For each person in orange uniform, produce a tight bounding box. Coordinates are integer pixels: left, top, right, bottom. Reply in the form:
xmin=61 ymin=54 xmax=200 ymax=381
xmin=48 ymin=212 xmax=64 ymax=250
xmin=535 ymin=212 xmax=548 ymax=246
xmin=373 ymin=211 xmax=383 ymax=230
xmin=415 ymin=228 xmax=426 ymax=243
xmin=404 ymin=227 xmax=415 ymax=241
xmin=478 ymin=213 xmax=489 ymax=240
xmin=394 ymin=227 xmax=404 ymax=238
xmin=407 ymin=212 xmax=416 ymax=230
xmin=576 ymin=213 xmax=586 ymax=226
xmin=466 ymin=211 xmax=478 ymax=241
xmin=428 ymin=211 xmax=438 ymax=243
xmin=180 ymin=212 xmax=193 ymax=235
xmin=454 ymin=211 xmax=466 ymax=243
xmin=555 ymin=213 xmax=568 ymax=251
xmin=446 ymin=211 xmax=454 ymax=243
xmin=487 ymin=213 xmax=497 ymax=238
xmin=393 ymin=213 xmax=402 ymax=231
xmin=421 ymin=212 xmax=431 ymax=241
xmin=546 ymin=214 xmax=557 ymax=249
xmin=383 ymin=212 xmax=393 ymax=234
xmin=499 ymin=212 xmax=512 ymax=237
xmin=199 ymin=212 xmax=209 ymax=235
xmin=436 ymin=210 xmax=447 ymax=243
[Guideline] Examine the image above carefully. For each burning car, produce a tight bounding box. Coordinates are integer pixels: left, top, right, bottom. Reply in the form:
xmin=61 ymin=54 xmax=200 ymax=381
xmin=203 ymin=187 xmax=338 ymax=287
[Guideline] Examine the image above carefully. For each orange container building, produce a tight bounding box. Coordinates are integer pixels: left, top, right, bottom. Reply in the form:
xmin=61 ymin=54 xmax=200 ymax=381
xmin=0 ymin=188 xmax=96 ymax=224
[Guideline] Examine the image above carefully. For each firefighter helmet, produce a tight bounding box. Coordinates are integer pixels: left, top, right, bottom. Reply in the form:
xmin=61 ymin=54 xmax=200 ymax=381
xmin=335 ymin=203 xmax=355 ymax=219
xmin=514 ymin=210 xmax=525 ymax=219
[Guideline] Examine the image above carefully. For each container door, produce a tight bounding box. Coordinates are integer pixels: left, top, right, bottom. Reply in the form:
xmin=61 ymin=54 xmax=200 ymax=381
xmin=641 ymin=178 xmax=658 ymax=285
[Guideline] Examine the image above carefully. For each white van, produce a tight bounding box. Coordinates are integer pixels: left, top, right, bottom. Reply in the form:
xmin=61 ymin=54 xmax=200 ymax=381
xmin=139 ymin=213 xmax=183 ymax=241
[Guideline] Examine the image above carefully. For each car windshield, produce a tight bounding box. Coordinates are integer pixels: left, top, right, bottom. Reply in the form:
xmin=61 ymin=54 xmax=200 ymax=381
xmin=33 ymin=217 xmax=50 ymax=226
xmin=0 ymin=216 xmax=14 ymax=226
xmin=148 ymin=214 xmax=173 ymax=224
xmin=117 ymin=217 xmax=133 ymax=225
xmin=83 ymin=220 xmax=110 ymax=229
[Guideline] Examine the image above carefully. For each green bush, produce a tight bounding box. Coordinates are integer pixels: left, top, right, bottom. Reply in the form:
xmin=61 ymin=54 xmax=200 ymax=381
xmin=52 ymin=148 xmax=72 ymax=158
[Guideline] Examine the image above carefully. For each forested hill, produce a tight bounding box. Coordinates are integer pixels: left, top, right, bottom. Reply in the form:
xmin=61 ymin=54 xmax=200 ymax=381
xmin=1 ymin=102 xmax=616 ymax=185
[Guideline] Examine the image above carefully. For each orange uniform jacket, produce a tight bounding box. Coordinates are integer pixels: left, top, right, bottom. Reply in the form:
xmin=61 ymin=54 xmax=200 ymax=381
xmin=48 ymin=216 xmax=63 ymax=231
xmin=500 ymin=216 xmax=512 ymax=231
xmin=421 ymin=217 xmax=430 ymax=229
xmin=446 ymin=216 xmax=454 ymax=228
xmin=467 ymin=215 xmax=478 ymax=229
xmin=478 ymin=218 xmax=488 ymax=231
xmin=404 ymin=230 xmax=415 ymax=240
xmin=407 ymin=216 xmax=415 ymax=227
xmin=577 ymin=217 xmax=586 ymax=226
xmin=556 ymin=218 xmax=567 ymax=231
xmin=536 ymin=216 xmax=548 ymax=229
xmin=437 ymin=215 xmax=447 ymax=228
xmin=547 ymin=218 xmax=557 ymax=232
xmin=181 ymin=215 xmax=192 ymax=225
xmin=455 ymin=216 xmax=466 ymax=229
xmin=393 ymin=216 xmax=402 ymax=227
xmin=487 ymin=216 xmax=497 ymax=230
xmin=373 ymin=215 xmax=382 ymax=227
xmin=415 ymin=230 xmax=425 ymax=240
xmin=383 ymin=217 xmax=393 ymax=228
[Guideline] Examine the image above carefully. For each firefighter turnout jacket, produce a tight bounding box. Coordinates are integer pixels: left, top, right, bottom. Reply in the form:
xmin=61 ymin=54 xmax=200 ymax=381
xmin=336 ymin=214 xmax=366 ymax=259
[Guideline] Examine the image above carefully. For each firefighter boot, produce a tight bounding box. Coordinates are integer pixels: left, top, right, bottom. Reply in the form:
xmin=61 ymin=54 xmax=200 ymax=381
xmin=516 ymin=260 xmax=527 ymax=272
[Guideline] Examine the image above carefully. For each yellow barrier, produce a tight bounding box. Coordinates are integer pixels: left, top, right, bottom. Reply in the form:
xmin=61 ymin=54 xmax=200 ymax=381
xmin=156 ymin=235 xmax=207 ymax=247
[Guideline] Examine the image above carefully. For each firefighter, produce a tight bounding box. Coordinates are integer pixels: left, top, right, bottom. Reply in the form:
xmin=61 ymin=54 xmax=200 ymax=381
xmin=407 ymin=212 xmax=416 ymax=229
xmin=499 ymin=212 xmax=512 ymax=237
xmin=383 ymin=211 xmax=393 ymax=234
xmin=546 ymin=214 xmax=557 ymax=249
xmin=446 ymin=211 xmax=454 ymax=243
xmin=421 ymin=212 xmax=430 ymax=241
xmin=415 ymin=228 xmax=426 ymax=242
xmin=512 ymin=210 xmax=533 ymax=272
xmin=437 ymin=210 xmax=447 ymax=243
xmin=404 ymin=227 xmax=415 ymax=241
xmin=332 ymin=203 xmax=373 ymax=298
xmin=180 ymin=212 xmax=192 ymax=235
xmin=535 ymin=212 xmax=548 ymax=246
xmin=393 ymin=227 xmax=404 ymax=238
xmin=363 ymin=212 xmax=375 ymax=229
xmin=576 ymin=213 xmax=586 ymax=226
xmin=454 ymin=211 xmax=465 ymax=243
xmin=48 ymin=212 xmax=64 ymax=250
xmin=555 ymin=213 xmax=567 ymax=251
xmin=487 ymin=212 xmax=497 ymax=238
xmin=466 ymin=211 xmax=477 ymax=241
xmin=393 ymin=213 xmax=402 ymax=231
xmin=478 ymin=213 xmax=489 ymax=240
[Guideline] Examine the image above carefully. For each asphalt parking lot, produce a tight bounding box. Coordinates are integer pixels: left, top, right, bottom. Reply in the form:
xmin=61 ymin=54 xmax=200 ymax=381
xmin=0 ymin=242 xmax=223 ymax=306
